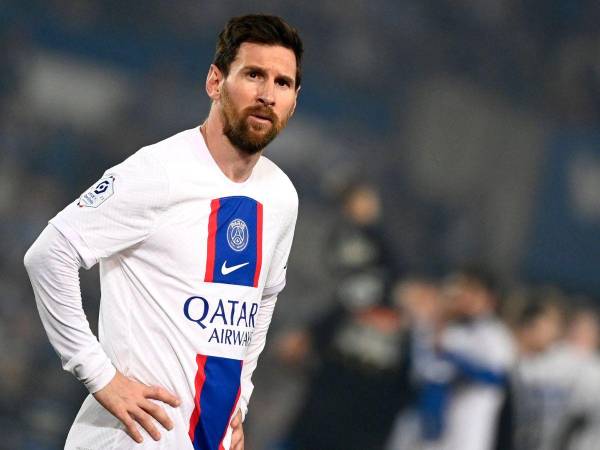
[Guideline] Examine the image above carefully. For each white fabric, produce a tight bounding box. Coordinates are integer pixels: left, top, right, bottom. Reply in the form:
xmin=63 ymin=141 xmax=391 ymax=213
xmin=24 ymin=127 xmax=298 ymax=449
xmin=24 ymin=224 xmax=117 ymax=393
xmin=385 ymin=318 xmax=515 ymax=450
xmin=514 ymin=344 xmax=600 ymax=450
xmin=439 ymin=318 xmax=516 ymax=450
xmin=563 ymin=354 xmax=600 ymax=450
xmin=566 ymin=353 xmax=600 ymax=409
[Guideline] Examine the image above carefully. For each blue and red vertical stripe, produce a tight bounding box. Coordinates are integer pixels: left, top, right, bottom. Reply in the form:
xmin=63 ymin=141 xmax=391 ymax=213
xmin=204 ymin=196 xmax=263 ymax=287
xmin=188 ymin=355 xmax=243 ymax=450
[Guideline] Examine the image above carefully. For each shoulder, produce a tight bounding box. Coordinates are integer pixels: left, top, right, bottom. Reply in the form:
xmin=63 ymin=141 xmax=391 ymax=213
xmin=256 ymin=155 xmax=298 ymax=211
xmin=100 ymin=130 xmax=198 ymax=202
xmin=137 ymin=128 xmax=196 ymax=165
xmin=476 ymin=318 xmax=514 ymax=348
xmin=491 ymin=319 xmax=514 ymax=344
xmin=481 ymin=318 xmax=516 ymax=363
xmin=118 ymin=128 xmax=202 ymax=190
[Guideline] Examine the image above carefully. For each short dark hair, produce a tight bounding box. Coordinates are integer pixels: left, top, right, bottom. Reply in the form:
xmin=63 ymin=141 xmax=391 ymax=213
xmin=213 ymin=14 xmax=303 ymax=89
xmin=455 ymin=264 xmax=499 ymax=296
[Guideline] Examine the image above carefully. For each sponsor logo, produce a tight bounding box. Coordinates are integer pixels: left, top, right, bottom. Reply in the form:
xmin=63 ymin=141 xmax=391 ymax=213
xmin=221 ymin=261 xmax=249 ymax=275
xmin=226 ymin=219 xmax=249 ymax=252
xmin=183 ymin=296 xmax=258 ymax=346
xmin=78 ymin=175 xmax=115 ymax=208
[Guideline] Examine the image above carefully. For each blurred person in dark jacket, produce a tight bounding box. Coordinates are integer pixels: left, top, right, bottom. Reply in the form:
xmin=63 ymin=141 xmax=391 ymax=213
xmin=277 ymin=182 xmax=408 ymax=450
xmin=324 ymin=182 xmax=399 ymax=307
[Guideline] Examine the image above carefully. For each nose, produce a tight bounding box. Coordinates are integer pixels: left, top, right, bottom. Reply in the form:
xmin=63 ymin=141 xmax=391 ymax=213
xmin=257 ymin=81 xmax=275 ymax=107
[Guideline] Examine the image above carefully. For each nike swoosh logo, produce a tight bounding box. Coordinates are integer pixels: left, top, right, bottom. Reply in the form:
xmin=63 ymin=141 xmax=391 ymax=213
xmin=221 ymin=261 xmax=250 ymax=275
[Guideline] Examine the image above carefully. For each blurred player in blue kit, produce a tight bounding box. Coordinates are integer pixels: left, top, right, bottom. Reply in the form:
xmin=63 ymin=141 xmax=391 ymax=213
xmin=388 ymin=267 xmax=515 ymax=450
xmin=24 ymin=14 xmax=303 ymax=450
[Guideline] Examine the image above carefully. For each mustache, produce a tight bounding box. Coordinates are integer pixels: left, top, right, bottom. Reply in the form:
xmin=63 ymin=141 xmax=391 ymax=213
xmin=244 ymin=106 xmax=277 ymax=123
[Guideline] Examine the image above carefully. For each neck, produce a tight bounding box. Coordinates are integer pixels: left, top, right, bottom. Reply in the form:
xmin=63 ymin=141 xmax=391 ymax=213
xmin=200 ymin=107 xmax=262 ymax=183
xmin=518 ymin=341 xmax=544 ymax=357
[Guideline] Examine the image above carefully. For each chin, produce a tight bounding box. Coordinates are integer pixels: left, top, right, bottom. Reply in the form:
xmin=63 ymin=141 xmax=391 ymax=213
xmin=247 ymin=120 xmax=273 ymax=132
xmin=249 ymin=127 xmax=275 ymax=142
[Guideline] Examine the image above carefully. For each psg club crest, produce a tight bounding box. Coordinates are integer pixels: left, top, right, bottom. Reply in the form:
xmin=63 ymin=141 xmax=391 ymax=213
xmin=227 ymin=219 xmax=249 ymax=252
xmin=204 ymin=196 xmax=263 ymax=287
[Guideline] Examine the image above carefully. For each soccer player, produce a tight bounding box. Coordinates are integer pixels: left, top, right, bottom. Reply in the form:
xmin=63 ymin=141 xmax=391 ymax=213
xmin=405 ymin=267 xmax=515 ymax=450
xmin=24 ymin=14 xmax=302 ymax=450
xmin=437 ymin=268 xmax=515 ymax=450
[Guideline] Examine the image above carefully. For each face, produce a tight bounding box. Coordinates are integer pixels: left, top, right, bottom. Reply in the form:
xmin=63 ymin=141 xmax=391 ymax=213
xmin=443 ymin=275 xmax=491 ymax=319
xmin=394 ymin=280 xmax=440 ymax=322
xmin=568 ymin=311 xmax=599 ymax=351
xmin=528 ymin=307 xmax=563 ymax=352
xmin=210 ymin=42 xmax=298 ymax=154
xmin=346 ymin=186 xmax=381 ymax=225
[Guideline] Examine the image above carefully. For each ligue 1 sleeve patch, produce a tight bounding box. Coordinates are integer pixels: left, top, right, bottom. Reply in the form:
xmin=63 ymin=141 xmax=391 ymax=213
xmin=78 ymin=175 xmax=115 ymax=208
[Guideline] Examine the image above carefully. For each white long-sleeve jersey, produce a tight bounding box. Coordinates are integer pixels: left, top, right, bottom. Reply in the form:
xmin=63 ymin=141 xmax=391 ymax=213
xmin=514 ymin=344 xmax=600 ymax=450
xmin=24 ymin=127 xmax=298 ymax=450
xmin=438 ymin=317 xmax=515 ymax=450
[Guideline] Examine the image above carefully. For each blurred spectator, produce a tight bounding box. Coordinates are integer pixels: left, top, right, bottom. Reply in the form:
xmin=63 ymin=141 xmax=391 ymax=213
xmin=553 ymin=307 xmax=600 ymax=450
xmin=278 ymin=182 xmax=408 ymax=450
xmin=513 ymin=295 xmax=600 ymax=450
xmin=386 ymin=276 xmax=443 ymax=450
xmin=390 ymin=267 xmax=515 ymax=450
xmin=325 ymin=182 xmax=402 ymax=307
xmin=511 ymin=290 xmax=567 ymax=450
xmin=434 ymin=267 xmax=514 ymax=450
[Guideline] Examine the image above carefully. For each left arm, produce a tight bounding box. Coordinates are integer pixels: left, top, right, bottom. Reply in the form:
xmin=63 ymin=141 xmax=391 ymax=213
xmin=440 ymin=351 xmax=508 ymax=386
xmin=232 ymin=184 xmax=299 ymax=448
xmin=229 ymin=291 xmax=278 ymax=450
xmin=239 ymin=291 xmax=279 ymax=419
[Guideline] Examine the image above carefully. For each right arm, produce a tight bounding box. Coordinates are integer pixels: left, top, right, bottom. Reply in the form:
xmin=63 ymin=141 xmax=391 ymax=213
xmin=24 ymin=224 xmax=115 ymax=393
xmin=24 ymin=225 xmax=180 ymax=443
xmin=24 ymin=149 xmax=179 ymax=443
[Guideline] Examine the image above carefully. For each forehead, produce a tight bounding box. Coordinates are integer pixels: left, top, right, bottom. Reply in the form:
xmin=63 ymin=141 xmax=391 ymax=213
xmin=230 ymin=42 xmax=297 ymax=78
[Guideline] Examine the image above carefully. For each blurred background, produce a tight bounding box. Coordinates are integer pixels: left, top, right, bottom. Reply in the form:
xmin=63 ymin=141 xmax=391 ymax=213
xmin=2 ymin=1 xmax=600 ymax=449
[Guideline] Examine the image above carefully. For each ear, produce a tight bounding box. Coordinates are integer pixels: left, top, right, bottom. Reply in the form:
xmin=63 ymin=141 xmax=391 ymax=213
xmin=206 ymin=64 xmax=224 ymax=101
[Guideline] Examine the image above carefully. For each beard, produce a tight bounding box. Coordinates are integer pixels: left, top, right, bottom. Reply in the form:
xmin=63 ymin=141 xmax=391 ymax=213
xmin=220 ymin=84 xmax=288 ymax=155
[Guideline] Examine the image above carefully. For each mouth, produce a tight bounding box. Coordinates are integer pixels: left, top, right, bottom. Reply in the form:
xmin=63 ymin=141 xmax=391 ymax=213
xmin=247 ymin=107 xmax=274 ymax=121
xmin=248 ymin=114 xmax=273 ymax=125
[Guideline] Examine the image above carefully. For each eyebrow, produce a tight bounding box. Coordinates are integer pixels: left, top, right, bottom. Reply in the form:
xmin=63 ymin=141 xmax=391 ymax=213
xmin=276 ymin=74 xmax=295 ymax=87
xmin=244 ymin=65 xmax=295 ymax=88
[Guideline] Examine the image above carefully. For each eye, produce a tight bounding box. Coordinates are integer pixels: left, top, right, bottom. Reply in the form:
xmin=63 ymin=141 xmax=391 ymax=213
xmin=276 ymin=79 xmax=291 ymax=88
xmin=247 ymin=70 xmax=262 ymax=80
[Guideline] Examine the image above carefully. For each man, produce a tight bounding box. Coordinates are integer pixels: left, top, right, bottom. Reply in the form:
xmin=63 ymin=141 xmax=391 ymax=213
xmin=438 ymin=268 xmax=515 ymax=450
xmin=511 ymin=294 xmax=565 ymax=450
xmin=513 ymin=299 xmax=600 ymax=450
xmin=554 ymin=308 xmax=600 ymax=450
xmin=24 ymin=14 xmax=302 ymax=450
xmin=406 ymin=267 xmax=515 ymax=450
xmin=282 ymin=182 xmax=406 ymax=450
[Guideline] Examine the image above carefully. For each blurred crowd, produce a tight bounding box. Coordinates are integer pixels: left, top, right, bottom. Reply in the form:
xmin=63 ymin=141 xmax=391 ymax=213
xmin=1 ymin=1 xmax=600 ymax=449
xmin=268 ymin=184 xmax=600 ymax=450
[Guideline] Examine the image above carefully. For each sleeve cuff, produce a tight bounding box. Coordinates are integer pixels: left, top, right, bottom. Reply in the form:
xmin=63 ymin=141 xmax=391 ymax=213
xmin=63 ymin=343 xmax=116 ymax=393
